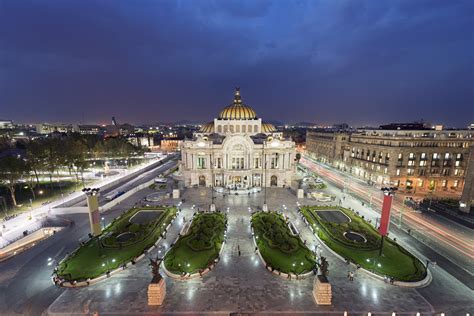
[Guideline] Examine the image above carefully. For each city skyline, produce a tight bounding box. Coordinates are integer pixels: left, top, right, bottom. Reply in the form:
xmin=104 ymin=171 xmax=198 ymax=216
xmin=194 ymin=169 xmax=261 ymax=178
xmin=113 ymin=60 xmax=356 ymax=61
xmin=1 ymin=0 xmax=473 ymax=126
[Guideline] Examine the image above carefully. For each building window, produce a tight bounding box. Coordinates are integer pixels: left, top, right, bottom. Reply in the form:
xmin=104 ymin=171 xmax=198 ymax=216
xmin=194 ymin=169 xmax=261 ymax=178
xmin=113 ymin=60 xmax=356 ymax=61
xmin=231 ymin=157 xmax=244 ymax=169
xmin=417 ymin=180 xmax=423 ymax=187
xmin=444 ymin=153 xmax=450 ymax=159
xmin=421 ymin=152 xmax=426 ymax=159
xmin=271 ymin=156 xmax=279 ymax=169
xmin=230 ymin=125 xmax=234 ymax=133
xmin=456 ymin=153 xmax=462 ymax=159
xmin=236 ymin=125 xmax=240 ymax=133
xmin=217 ymin=126 xmax=222 ymax=133
xmin=455 ymin=160 xmax=460 ymax=167
xmin=453 ymin=180 xmax=459 ymax=188
xmin=396 ymin=169 xmax=400 ymax=176
xmin=224 ymin=125 xmax=228 ymax=133
xmin=242 ymin=125 xmax=246 ymax=133
xmin=254 ymin=125 xmax=258 ymax=133
xmin=409 ymin=153 xmax=415 ymax=159
xmin=419 ymin=160 xmax=427 ymax=166
xmin=197 ymin=157 xmax=206 ymax=169
xmin=215 ymin=158 xmax=222 ymax=169
xmin=398 ymin=153 xmax=403 ymax=160
xmin=408 ymin=160 xmax=415 ymax=166
xmin=432 ymin=153 xmax=439 ymax=160
xmin=442 ymin=180 xmax=447 ymax=188
xmin=407 ymin=169 xmax=414 ymax=175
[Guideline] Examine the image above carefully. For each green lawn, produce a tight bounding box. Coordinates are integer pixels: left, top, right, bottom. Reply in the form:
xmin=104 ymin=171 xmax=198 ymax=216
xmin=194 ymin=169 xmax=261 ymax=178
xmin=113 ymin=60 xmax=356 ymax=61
xmin=251 ymin=211 xmax=316 ymax=275
xmin=164 ymin=212 xmax=225 ymax=275
xmin=56 ymin=206 xmax=177 ymax=282
xmin=300 ymin=206 xmax=427 ymax=282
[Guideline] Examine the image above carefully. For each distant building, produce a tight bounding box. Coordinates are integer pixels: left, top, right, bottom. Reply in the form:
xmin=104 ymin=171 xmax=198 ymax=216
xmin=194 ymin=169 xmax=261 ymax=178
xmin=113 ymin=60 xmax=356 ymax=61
xmin=306 ymin=128 xmax=474 ymax=211
xmin=379 ymin=122 xmax=429 ymax=130
xmin=77 ymin=124 xmax=102 ymax=135
xmin=0 ymin=120 xmax=14 ymax=129
xmin=127 ymin=133 xmax=155 ymax=148
xmin=36 ymin=123 xmax=74 ymax=134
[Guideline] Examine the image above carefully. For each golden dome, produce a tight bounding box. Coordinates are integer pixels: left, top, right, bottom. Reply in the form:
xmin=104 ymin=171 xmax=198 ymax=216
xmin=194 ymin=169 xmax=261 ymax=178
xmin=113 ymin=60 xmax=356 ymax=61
xmin=200 ymin=121 xmax=214 ymax=133
xmin=218 ymin=88 xmax=257 ymax=120
xmin=262 ymin=122 xmax=277 ymax=133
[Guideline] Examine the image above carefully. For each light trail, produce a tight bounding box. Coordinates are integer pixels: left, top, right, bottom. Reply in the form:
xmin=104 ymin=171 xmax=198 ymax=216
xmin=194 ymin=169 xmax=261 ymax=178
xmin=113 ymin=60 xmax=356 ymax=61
xmin=300 ymin=157 xmax=474 ymax=259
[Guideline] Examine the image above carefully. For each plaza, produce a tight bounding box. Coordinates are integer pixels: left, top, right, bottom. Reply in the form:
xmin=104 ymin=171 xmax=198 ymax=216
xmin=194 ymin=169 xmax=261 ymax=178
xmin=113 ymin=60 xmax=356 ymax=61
xmin=44 ymin=186 xmax=473 ymax=315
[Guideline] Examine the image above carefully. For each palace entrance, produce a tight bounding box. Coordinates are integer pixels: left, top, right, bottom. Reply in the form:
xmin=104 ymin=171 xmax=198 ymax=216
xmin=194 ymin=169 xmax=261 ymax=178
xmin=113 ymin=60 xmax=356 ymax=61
xmin=227 ymin=175 xmax=249 ymax=189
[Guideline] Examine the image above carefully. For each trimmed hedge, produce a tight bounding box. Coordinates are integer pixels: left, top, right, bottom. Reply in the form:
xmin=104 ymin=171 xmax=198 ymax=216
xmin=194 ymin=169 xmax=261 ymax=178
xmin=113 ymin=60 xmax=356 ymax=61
xmin=252 ymin=211 xmax=316 ymax=274
xmin=164 ymin=212 xmax=225 ymax=274
xmin=56 ymin=206 xmax=177 ymax=282
xmin=301 ymin=205 xmax=427 ymax=282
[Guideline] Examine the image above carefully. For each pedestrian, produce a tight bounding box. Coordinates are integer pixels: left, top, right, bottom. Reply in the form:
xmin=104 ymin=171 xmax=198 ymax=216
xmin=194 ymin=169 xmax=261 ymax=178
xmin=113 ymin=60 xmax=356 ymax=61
xmin=349 ymin=272 xmax=354 ymax=281
xmin=254 ymin=246 xmax=258 ymax=253
xmin=347 ymin=271 xmax=351 ymax=279
xmin=238 ymin=250 xmax=241 ymax=256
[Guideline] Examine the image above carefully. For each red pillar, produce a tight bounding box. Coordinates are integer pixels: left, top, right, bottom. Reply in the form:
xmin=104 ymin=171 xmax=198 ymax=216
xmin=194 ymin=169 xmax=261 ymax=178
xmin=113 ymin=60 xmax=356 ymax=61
xmin=378 ymin=194 xmax=393 ymax=236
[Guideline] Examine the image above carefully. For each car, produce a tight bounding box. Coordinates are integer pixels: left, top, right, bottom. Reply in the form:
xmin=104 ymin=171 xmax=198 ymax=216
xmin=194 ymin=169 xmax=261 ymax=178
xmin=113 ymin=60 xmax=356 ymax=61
xmin=105 ymin=191 xmax=125 ymax=201
xmin=154 ymin=176 xmax=167 ymax=184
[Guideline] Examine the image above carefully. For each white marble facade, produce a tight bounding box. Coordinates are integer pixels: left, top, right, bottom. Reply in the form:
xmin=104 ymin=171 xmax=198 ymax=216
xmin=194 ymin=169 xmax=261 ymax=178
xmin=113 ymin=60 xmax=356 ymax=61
xmin=180 ymin=88 xmax=295 ymax=189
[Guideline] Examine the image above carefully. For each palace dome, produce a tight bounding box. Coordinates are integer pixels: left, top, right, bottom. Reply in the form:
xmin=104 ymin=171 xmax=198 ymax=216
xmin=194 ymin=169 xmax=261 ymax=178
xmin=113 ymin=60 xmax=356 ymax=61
xmin=218 ymin=88 xmax=257 ymax=120
xmin=262 ymin=122 xmax=277 ymax=133
xmin=199 ymin=121 xmax=214 ymax=133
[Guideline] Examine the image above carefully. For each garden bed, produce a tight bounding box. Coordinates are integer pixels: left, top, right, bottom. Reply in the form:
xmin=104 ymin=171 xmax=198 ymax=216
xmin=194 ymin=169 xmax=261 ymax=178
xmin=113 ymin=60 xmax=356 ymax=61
xmin=251 ymin=211 xmax=316 ymax=275
xmin=56 ymin=206 xmax=176 ymax=282
xmin=164 ymin=212 xmax=226 ymax=275
xmin=300 ymin=205 xmax=427 ymax=282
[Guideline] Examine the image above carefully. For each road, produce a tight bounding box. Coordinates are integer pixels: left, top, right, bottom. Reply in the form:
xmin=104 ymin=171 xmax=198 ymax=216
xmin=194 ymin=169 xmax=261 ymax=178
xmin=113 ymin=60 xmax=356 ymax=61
xmin=0 ymin=154 xmax=177 ymax=248
xmin=0 ymin=157 xmax=179 ymax=315
xmin=300 ymin=155 xmax=474 ymax=286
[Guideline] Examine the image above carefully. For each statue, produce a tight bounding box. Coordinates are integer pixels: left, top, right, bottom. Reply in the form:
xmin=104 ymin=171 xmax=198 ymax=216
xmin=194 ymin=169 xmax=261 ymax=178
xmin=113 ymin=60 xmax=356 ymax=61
xmin=318 ymin=256 xmax=329 ymax=277
xmin=148 ymin=256 xmax=166 ymax=306
xmin=149 ymin=256 xmax=163 ymax=281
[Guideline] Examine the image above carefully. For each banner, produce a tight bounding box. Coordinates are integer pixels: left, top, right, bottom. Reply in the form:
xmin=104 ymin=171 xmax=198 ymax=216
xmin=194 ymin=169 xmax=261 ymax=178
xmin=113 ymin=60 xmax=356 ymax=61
xmin=378 ymin=194 xmax=393 ymax=236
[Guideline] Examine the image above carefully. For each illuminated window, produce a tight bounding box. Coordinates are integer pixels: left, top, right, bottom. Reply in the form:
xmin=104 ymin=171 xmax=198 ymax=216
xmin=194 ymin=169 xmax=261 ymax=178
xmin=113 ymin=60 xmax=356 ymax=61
xmin=453 ymin=180 xmax=459 ymax=188
xmin=396 ymin=169 xmax=400 ymax=176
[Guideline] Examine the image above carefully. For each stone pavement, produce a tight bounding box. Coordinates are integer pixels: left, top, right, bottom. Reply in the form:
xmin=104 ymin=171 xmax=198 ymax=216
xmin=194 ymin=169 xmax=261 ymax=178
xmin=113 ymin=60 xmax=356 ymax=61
xmin=47 ymin=187 xmax=468 ymax=315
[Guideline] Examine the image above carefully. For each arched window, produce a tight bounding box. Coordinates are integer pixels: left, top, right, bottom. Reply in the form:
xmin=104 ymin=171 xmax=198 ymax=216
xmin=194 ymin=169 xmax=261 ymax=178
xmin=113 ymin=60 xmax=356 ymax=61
xmin=242 ymin=125 xmax=246 ymax=133
xmin=248 ymin=125 xmax=252 ymax=132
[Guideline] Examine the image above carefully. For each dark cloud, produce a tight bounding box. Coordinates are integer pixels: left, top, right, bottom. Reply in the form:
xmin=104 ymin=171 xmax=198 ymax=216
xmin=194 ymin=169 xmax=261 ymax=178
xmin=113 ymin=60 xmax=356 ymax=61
xmin=0 ymin=0 xmax=472 ymax=126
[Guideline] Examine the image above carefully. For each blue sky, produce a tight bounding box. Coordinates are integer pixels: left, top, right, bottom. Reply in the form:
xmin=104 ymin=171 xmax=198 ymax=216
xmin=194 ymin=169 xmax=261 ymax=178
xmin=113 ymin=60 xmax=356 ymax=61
xmin=0 ymin=0 xmax=473 ymax=126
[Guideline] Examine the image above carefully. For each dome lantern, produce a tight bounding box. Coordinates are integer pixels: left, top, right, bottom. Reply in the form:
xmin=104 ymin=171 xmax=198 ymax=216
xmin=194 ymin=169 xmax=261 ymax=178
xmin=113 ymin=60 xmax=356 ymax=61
xmin=218 ymin=88 xmax=257 ymax=120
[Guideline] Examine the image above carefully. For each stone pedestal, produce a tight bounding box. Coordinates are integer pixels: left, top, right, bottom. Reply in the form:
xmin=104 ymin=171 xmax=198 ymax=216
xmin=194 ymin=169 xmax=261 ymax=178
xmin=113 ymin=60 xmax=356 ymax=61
xmin=148 ymin=277 xmax=166 ymax=306
xmin=262 ymin=204 xmax=268 ymax=212
xmin=172 ymin=189 xmax=180 ymax=199
xmin=297 ymin=189 xmax=304 ymax=199
xmin=209 ymin=203 xmax=216 ymax=212
xmin=313 ymin=275 xmax=332 ymax=305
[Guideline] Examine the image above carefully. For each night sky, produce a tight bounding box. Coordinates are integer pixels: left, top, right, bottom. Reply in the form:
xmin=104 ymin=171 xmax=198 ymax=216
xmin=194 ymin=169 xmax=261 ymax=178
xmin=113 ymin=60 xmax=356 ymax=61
xmin=1 ymin=0 xmax=473 ymax=127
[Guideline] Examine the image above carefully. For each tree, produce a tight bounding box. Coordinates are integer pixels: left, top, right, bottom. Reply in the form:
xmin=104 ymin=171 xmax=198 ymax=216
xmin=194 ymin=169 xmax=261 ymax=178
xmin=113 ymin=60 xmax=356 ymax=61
xmin=26 ymin=140 xmax=46 ymax=184
xmin=0 ymin=156 xmax=27 ymax=207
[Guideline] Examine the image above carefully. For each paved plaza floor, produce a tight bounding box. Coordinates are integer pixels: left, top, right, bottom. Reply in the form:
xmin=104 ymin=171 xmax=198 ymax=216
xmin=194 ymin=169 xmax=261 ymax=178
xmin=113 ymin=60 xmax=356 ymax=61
xmin=46 ymin=188 xmax=472 ymax=315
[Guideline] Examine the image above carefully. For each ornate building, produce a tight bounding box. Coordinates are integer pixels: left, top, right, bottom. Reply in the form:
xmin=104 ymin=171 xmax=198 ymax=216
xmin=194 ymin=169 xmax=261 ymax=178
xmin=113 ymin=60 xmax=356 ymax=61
xmin=180 ymin=88 xmax=295 ymax=189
